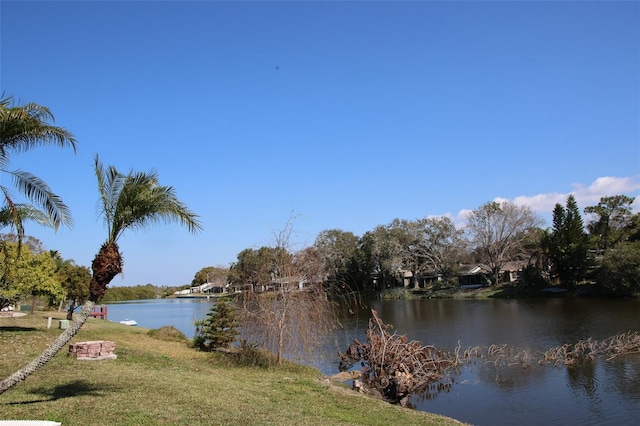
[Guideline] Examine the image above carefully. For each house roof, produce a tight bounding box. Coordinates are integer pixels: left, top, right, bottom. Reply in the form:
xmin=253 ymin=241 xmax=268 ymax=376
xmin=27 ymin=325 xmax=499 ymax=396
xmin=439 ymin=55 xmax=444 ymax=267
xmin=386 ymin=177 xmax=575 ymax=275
xmin=458 ymin=261 xmax=526 ymax=275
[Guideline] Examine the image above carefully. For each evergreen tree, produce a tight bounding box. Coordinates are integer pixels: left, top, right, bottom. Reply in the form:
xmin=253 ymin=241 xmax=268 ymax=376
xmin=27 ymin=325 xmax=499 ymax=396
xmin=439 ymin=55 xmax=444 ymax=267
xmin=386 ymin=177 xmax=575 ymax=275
xmin=193 ymin=298 xmax=239 ymax=351
xmin=548 ymin=195 xmax=589 ymax=288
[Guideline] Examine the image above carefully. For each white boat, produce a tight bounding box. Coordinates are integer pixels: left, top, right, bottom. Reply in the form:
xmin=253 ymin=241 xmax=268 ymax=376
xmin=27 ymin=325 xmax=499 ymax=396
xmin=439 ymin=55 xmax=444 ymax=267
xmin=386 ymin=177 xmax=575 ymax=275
xmin=119 ymin=319 xmax=138 ymax=326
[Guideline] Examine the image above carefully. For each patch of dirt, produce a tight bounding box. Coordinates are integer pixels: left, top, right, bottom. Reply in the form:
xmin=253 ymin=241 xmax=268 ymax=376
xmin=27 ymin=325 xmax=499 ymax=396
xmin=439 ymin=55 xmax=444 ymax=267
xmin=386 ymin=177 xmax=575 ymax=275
xmin=327 ymin=370 xmax=361 ymax=381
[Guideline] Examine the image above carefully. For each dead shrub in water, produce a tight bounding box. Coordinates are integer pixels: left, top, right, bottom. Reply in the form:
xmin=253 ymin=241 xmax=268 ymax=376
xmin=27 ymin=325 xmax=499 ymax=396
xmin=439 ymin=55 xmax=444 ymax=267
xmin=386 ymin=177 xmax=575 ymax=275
xmin=484 ymin=344 xmax=536 ymax=369
xmin=339 ymin=309 xmax=460 ymax=406
xmin=541 ymin=331 xmax=640 ymax=366
xmin=602 ymin=331 xmax=640 ymax=358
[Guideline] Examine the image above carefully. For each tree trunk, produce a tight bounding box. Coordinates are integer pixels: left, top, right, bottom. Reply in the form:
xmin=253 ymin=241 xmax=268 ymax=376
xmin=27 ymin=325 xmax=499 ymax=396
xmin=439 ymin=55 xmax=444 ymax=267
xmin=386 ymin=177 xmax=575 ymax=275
xmin=0 ymin=299 xmax=95 ymax=395
xmin=277 ymin=314 xmax=285 ymax=365
xmin=66 ymin=300 xmax=75 ymax=320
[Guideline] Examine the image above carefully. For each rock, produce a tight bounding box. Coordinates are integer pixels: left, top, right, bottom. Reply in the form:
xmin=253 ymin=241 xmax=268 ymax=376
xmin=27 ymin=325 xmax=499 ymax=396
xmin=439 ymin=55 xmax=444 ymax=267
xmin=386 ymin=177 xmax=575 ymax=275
xmin=69 ymin=340 xmax=117 ymax=360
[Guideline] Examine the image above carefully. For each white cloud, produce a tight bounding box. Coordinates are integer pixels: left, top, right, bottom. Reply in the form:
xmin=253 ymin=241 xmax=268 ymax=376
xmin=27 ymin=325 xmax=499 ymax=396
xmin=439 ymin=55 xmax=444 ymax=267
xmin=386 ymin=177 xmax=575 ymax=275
xmin=502 ymin=176 xmax=640 ymax=214
xmin=454 ymin=176 xmax=640 ymax=225
xmin=571 ymin=176 xmax=640 ymax=208
xmin=511 ymin=192 xmax=571 ymax=213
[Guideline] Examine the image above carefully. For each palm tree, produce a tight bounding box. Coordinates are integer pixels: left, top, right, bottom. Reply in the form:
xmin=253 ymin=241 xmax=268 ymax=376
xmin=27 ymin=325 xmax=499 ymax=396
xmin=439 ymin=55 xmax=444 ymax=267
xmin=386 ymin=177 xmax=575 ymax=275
xmin=0 ymin=155 xmax=202 ymax=394
xmin=0 ymin=95 xmax=76 ymax=240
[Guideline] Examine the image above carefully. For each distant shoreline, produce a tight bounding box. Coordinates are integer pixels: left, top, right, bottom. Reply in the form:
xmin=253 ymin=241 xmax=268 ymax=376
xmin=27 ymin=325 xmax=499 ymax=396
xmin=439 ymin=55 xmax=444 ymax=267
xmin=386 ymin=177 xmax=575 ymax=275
xmin=173 ymin=293 xmax=230 ymax=299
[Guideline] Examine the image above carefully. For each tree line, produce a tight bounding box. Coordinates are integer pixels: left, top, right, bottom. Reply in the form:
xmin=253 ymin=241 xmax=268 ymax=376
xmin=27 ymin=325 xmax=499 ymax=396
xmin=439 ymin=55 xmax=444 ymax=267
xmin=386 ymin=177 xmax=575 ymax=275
xmin=221 ymin=194 xmax=639 ymax=297
xmin=13 ymin=190 xmax=636 ymax=318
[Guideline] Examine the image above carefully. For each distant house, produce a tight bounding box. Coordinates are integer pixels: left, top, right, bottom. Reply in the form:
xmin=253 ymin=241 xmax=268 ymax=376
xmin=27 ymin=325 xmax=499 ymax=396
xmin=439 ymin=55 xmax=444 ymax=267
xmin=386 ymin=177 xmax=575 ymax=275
xmin=189 ymin=283 xmax=211 ymax=294
xmin=202 ymin=280 xmax=228 ymax=294
xmin=234 ymin=275 xmax=312 ymax=293
xmin=400 ymin=270 xmax=414 ymax=287
xmin=229 ymin=283 xmax=253 ymax=293
xmin=271 ymin=276 xmax=310 ymax=291
xmin=500 ymin=261 xmax=526 ymax=283
xmin=203 ymin=271 xmax=229 ymax=294
xmin=457 ymin=264 xmax=489 ymax=287
xmin=397 ymin=261 xmax=527 ymax=289
xmin=174 ymin=282 xmax=226 ymax=296
xmin=458 ymin=261 xmax=526 ymax=286
xmin=398 ymin=266 xmax=482 ymax=288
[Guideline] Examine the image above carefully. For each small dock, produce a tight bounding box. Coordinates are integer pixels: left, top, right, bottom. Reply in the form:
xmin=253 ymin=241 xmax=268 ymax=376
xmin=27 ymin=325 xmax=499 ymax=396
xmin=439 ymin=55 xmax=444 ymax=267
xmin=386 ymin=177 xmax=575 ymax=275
xmin=89 ymin=305 xmax=108 ymax=320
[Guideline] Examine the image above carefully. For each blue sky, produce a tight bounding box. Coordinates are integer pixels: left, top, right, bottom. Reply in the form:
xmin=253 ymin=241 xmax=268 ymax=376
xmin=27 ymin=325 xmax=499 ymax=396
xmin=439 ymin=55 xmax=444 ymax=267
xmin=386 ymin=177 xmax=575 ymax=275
xmin=1 ymin=1 xmax=639 ymax=288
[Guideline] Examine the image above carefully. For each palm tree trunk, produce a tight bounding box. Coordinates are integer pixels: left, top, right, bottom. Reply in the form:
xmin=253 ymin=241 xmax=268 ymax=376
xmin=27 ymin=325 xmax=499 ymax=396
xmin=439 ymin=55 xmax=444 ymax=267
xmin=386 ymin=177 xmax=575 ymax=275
xmin=0 ymin=299 xmax=95 ymax=395
xmin=90 ymin=242 xmax=122 ymax=302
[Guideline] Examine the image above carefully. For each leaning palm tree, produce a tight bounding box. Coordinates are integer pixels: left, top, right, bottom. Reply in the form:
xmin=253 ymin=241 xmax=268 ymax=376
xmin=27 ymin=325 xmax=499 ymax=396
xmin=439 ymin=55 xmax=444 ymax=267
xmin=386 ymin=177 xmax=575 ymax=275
xmin=0 ymin=155 xmax=202 ymax=394
xmin=0 ymin=95 xmax=76 ymax=241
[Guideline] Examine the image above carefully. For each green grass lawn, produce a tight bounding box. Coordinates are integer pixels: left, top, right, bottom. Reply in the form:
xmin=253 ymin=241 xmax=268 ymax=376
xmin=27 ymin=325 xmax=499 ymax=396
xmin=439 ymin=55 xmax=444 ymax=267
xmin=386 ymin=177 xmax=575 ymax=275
xmin=0 ymin=312 xmax=466 ymax=426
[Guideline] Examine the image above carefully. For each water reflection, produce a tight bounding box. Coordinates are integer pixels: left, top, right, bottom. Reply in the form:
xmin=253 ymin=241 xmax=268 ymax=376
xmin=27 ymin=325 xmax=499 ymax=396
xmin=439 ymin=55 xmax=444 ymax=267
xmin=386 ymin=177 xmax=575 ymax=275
xmin=607 ymin=357 xmax=640 ymax=396
xmin=567 ymin=362 xmax=598 ymax=398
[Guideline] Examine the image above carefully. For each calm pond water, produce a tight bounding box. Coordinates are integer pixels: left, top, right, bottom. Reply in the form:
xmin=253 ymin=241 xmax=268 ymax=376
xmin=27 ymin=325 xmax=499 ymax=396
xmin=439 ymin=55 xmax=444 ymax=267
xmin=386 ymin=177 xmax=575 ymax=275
xmin=106 ymin=297 xmax=640 ymax=426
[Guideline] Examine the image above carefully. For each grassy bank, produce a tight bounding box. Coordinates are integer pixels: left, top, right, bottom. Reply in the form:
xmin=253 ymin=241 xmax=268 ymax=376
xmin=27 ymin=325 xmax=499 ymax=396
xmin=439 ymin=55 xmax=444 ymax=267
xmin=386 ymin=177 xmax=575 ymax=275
xmin=0 ymin=312 xmax=465 ymax=425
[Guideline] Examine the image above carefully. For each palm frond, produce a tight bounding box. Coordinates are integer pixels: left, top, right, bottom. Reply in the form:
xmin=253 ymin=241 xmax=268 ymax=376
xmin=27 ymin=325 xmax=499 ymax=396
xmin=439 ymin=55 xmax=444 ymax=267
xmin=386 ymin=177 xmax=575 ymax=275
xmin=93 ymin=156 xmax=202 ymax=243
xmin=94 ymin=155 xmax=127 ymax=243
xmin=0 ymin=185 xmax=55 ymax=251
xmin=0 ymin=203 xmax=53 ymax=229
xmin=0 ymin=186 xmax=22 ymax=239
xmin=0 ymin=94 xmax=12 ymax=108
xmin=0 ymin=98 xmax=77 ymax=156
xmin=9 ymin=169 xmax=73 ymax=230
xmin=112 ymin=173 xmax=202 ymax=242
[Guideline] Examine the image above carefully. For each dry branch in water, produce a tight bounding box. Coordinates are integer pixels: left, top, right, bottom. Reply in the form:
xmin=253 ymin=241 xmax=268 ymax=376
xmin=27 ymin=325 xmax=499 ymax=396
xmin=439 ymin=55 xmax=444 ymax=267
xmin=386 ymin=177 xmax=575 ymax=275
xmin=338 ymin=309 xmax=460 ymax=406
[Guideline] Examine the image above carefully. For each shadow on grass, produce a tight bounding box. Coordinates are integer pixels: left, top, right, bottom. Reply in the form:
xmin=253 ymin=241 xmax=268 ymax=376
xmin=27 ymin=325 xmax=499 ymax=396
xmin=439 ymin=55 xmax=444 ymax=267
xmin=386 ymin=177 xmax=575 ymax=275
xmin=5 ymin=380 xmax=122 ymax=405
xmin=0 ymin=326 xmax=38 ymax=332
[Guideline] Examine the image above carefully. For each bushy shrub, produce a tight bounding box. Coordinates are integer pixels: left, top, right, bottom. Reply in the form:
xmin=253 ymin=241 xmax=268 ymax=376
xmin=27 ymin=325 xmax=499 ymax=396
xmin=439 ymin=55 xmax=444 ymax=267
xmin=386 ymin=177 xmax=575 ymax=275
xmin=235 ymin=339 xmax=276 ymax=367
xmin=148 ymin=326 xmax=189 ymax=343
xmin=597 ymin=241 xmax=640 ymax=296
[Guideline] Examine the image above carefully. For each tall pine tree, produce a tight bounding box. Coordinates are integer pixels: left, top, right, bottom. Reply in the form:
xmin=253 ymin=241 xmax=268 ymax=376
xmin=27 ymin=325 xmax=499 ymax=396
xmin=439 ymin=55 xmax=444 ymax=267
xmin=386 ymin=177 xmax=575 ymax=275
xmin=548 ymin=195 xmax=589 ymax=288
